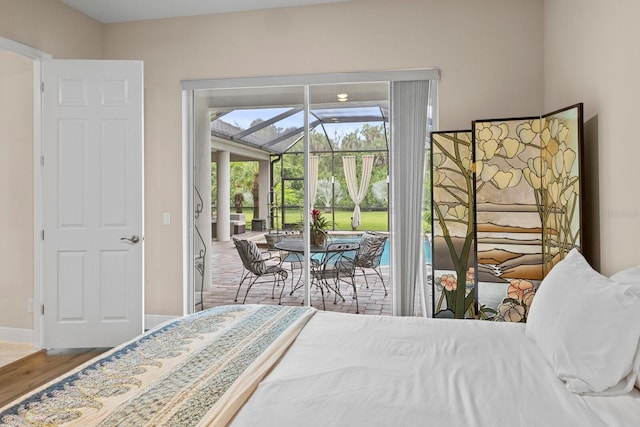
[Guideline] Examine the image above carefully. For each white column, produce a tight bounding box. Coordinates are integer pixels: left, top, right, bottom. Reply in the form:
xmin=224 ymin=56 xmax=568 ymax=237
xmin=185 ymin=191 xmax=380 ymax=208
xmin=258 ymin=159 xmax=270 ymax=229
xmin=217 ymin=150 xmax=231 ymax=241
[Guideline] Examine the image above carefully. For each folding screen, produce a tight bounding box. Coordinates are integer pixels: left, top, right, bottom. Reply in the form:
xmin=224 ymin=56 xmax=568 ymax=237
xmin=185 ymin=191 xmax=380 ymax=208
xmin=431 ymin=131 xmax=477 ymax=319
xmin=432 ymin=104 xmax=583 ymax=321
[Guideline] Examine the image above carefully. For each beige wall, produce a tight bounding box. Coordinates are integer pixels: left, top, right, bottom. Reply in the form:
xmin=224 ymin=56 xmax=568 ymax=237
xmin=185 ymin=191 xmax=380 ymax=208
xmin=103 ymin=0 xmax=544 ymax=315
xmin=544 ymin=0 xmax=640 ymax=275
xmin=0 ymin=0 xmax=103 ymax=331
xmin=2 ymin=0 xmax=545 ymax=318
xmin=0 ymin=0 xmax=103 ymax=59
xmin=1 ymin=0 xmax=633 ymax=319
xmin=0 ymin=50 xmax=33 ymax=329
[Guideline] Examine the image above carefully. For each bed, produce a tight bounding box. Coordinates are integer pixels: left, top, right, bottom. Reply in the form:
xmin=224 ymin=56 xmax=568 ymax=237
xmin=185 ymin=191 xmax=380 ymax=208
xmin=2 ymin=249 xmax=640 ymax=426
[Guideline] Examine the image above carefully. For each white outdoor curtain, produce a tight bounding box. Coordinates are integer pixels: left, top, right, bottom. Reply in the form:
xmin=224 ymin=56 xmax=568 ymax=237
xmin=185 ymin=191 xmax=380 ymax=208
xmin=309 ymin=155 xmax=319 ymax=208
xmin=342 ymin=155 xmax=375 ymax=228
xmin=390 ymin=80 xmax=429 ymax=316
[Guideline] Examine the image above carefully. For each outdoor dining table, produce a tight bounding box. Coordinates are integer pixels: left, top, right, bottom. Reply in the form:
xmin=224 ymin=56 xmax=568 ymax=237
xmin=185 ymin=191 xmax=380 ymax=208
xmin=273 ymin=239 xmax=342 ymax=254
xmin=274 ymin=239 xmax=360 ymax=310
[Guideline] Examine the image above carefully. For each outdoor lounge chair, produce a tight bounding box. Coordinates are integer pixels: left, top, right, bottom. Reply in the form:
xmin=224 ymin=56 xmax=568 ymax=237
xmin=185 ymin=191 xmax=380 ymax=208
xmin=233 ymin=238 xmax=288 ymax=304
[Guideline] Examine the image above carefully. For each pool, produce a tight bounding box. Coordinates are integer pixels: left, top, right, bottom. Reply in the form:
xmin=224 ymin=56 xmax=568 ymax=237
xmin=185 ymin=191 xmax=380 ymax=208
xmin=331 ymin=236 xmax=432 ymax=266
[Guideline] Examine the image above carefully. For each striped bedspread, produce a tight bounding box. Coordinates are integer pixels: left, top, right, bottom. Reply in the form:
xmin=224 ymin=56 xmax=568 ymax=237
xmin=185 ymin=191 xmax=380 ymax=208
xmin=0 ymin=305 xmax=315 ymax=426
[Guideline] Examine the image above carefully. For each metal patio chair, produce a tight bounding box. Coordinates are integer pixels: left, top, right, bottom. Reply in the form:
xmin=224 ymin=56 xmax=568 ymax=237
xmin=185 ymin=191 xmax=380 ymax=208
xmin=354 ymin=231 xmax=389 ymax=295
xmin=311 ymin=242 xmax=360 ymax=313
xmin=233 ymin=238 xmax=288 ymax=304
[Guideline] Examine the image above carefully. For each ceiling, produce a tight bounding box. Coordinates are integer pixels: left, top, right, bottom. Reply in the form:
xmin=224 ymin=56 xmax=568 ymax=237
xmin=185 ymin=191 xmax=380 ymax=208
xmin=61 ymin=0 xmax=351 ymax=23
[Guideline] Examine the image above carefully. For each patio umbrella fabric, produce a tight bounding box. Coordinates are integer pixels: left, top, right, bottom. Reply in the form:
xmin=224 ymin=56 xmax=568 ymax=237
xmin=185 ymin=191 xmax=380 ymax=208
xmin=342 ymin=155 xmax=374 ymax=228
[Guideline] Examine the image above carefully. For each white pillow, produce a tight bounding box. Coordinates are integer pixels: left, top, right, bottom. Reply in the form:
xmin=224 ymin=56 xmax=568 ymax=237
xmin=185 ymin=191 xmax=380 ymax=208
xmin=525 ymin=249 xmax=640 ymax=395
xmin=611 ymin=266 xmax=640 ymax=284
xmin=610 ymin=266 xmax=640 ymax=389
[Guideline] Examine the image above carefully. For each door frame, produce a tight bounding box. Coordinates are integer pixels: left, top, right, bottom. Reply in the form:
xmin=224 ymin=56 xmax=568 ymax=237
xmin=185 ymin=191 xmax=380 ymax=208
xmin=180 ymin=69 xmax=440 ymax=315
xmin=0 ymin=36 xmax=52 ymax=349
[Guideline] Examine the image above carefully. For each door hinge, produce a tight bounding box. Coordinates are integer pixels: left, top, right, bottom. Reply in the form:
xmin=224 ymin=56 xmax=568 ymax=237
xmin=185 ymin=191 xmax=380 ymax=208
xmin=41 ymin=304 xmax=45 ymax=315
xmin=41 ymin=229 xmax=44 ymax=240
xmin=41 ymin=155 xmax=44 ymax=167
xmin=41 ymin=81 xmax=44 ymax=93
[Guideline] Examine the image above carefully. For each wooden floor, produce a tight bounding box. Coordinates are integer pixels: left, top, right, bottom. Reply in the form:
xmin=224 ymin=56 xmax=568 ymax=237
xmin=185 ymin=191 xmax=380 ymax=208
xmin=0 ymin=348 xmax=109 ymax=408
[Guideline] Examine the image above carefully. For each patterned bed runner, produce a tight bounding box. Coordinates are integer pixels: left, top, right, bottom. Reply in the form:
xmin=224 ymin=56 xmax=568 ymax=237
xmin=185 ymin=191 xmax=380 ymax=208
xmin=0 ymin=305 xmax=315 ymax=426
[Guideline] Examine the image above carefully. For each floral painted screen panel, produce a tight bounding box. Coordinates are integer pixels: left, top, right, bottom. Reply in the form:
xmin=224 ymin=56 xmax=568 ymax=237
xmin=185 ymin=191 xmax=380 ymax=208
xmin=473 ymin=104 xmax=583 ymax=322
xmin=431 ymin=131 xmax=477 ymax=319
xmin=474 ymin=116 xmax=542 ymax=322
xmin=540 ymin=104 xmax=583 ymax=274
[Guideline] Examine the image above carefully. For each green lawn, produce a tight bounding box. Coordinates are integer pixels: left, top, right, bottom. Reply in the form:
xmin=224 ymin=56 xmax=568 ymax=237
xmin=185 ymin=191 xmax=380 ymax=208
xmin=279 ymin=209 xmax=388 ymax=231
xmin=229 ymin=208 xmax=432 ymax=232
xmin=230 ymin=208 xmax=388 ymax=231
xmin=320 ymin=209 xmax=389 ymax=231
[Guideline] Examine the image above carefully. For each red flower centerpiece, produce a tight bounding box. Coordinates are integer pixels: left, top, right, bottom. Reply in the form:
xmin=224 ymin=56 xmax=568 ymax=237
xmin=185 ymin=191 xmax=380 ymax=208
xmin=310 ymin=209 xmax=329 ymax=246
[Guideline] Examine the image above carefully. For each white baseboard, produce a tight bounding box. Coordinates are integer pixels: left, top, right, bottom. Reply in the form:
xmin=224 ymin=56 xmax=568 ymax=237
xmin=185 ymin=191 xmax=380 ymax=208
xmin=0 ymin=319 xmax=179 ymax=343
xmin=144 ymin=314 xmax=180 ymax=331
xmin=0 ymin=327 xmax=33 ymax=344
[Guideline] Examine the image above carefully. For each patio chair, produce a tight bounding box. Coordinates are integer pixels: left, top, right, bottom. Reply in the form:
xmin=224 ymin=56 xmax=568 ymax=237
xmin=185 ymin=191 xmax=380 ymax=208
xmin=281 ymin=251 xmax=304 ymax=295
xmin=354 ymin=231 xmax=389 ymax=295
xmin=311 ymin=242 xmax=360 ymax=313
xmin=233 ymin=238 xmax=288 ymax=304
xmin=273 ymin=231 xmax=304 ymax=295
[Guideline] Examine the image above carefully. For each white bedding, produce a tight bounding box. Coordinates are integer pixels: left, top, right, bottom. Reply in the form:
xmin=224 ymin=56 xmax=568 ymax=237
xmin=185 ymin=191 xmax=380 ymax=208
xmin=232 ymin=311 xmax=640 ymax=426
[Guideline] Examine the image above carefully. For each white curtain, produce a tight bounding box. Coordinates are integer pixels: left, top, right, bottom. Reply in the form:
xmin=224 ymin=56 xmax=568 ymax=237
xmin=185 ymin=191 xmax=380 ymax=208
xmin=309 ymin=155 xmax=319 ymax=208
xmin=390 ymin=80 xmax=429 ymax=316
xmin=342 ymin=155 xmax=374 ymax=228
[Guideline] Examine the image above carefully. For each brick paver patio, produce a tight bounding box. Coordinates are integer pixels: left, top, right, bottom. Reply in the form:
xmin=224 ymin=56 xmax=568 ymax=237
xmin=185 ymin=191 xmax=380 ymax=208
xmin=201 ymin=231 xmax=428 ymax=316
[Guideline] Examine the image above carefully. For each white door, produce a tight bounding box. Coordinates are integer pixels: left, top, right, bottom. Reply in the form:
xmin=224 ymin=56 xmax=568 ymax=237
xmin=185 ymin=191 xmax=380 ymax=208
xmin=42 ymin=60 xmax=144 ymax=348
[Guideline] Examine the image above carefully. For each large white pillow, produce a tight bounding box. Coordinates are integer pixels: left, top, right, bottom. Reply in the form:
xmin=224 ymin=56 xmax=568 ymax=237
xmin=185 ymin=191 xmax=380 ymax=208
xmin=611 ymin=266 xmax=640 ymax=284
xmin=610 ymin=266 xmax=640 ymax=389
xmin=525 ymin=249 xmax=640 ymax=395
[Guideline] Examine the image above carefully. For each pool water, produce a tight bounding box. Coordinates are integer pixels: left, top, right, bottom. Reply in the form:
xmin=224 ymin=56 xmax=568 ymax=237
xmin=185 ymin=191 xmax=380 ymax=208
xmin=332 ymin=237 xmax=432 ymax=266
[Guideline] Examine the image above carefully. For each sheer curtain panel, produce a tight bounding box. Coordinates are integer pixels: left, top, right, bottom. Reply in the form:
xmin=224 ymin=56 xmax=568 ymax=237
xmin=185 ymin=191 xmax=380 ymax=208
xmin=342 ymin=155 xmax=375 ymax=229
xmin=309 ymin=155 xmax=319 ymax=208
xmin=390 ymin=80 xmax=430 ymax=316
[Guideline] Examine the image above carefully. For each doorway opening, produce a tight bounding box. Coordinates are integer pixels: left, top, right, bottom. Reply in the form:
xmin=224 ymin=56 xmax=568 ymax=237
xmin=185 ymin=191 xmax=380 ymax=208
xmin=0 ymin=36 xmax=51 ymax=357
xmin=182 ymin=70 xmax=438 ymax=317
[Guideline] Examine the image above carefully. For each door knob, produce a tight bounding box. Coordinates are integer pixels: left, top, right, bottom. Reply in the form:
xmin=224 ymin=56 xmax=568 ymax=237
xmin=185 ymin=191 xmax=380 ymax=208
xmin=120 ymin=235 xmax=141 ymax=244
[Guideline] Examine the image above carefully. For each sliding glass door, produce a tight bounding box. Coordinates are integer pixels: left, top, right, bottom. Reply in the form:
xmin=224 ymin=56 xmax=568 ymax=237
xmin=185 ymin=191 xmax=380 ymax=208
xmin=183 ymin=70 xmax=438 ymax=316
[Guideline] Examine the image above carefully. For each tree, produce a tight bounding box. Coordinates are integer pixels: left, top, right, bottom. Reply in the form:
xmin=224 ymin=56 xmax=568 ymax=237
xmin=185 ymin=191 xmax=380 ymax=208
xmin=371 ymin=179 xmax=387 ymax=205
xmin=316 ymin=179 xmax=344 ymax=212
xmin=230 ymin=161 xmax=257 ymax=210
xmin=233 ymin=193 xmax=244 ymax=213
xmin=215 ymin=118 xmax=390 ymax=221
xmin=211 ymin=162 xmax=217 ymax=211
